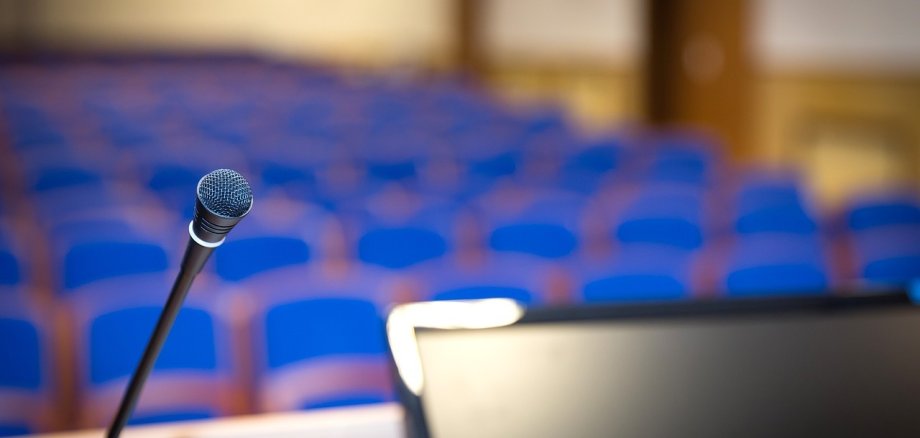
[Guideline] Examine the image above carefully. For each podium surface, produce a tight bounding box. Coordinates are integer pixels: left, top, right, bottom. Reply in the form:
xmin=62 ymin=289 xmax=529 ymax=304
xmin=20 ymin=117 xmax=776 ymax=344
xmin=32 ymin=404 xmax=403 ymax=438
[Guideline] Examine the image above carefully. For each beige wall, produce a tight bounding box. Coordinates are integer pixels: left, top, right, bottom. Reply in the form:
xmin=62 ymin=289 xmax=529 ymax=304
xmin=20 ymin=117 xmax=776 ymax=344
xmin=481 ymin=0 xmax=642 ymax=68
xmin=3 ymin=0 xmax=455 ymax=67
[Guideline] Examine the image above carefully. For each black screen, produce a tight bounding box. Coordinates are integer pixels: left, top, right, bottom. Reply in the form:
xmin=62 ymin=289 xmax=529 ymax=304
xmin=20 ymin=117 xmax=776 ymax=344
xmin=415 ymin=305 xmax=920 ymax=438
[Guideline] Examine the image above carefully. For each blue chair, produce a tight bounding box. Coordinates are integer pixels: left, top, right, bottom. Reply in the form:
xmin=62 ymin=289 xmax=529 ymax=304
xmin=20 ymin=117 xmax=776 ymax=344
xmin=490 ymin=223 xmax=577 ymax=259
xmin=147 ymin=163 xmax=206 ymax=196
xmin=255 ymin=297 xmax=392 ymax=411
xmin=852 ymin=227 xmax=920 ymax=285
xmin=101 ymin=119 xmax=156 ymax=148
xmin=559 ymin=140 xmax=620 ymax=194
xmin=847 ymin=195 xmax=920 ymax=231
xmin=487 ymin=194 xmax=584 ymax=259
xmin=29 ymin=166 xmax=103 ymax=193
xmin=0 ymin=301 xmax=52 ymax=435
xmin=30 ymin=184 xmax=125 ymax=224
xmin=355 ymin=202 xmax=455 ymax=270
xmin=616 ymin=186 xmax=704 ymax=250
xmin=735 ymin=177 xmax=817 ymax=234
xmin=724 ymin=235 xmax=828 ymax=296
xmin=74 ymin=295 xmax=235 ymax=426
xmin=214 ymin=236 xmax=311 ymax=282
xmin=358 ymin=227 xmax=447 ymax=269
xmin=258 ymin=161 xmax=317 ymax=198
xmin=366 ymin=159 xmax=417 ymax=182
xmin=0 ymin=236 xmax=21 ymax=291
xmin=846 ymin=194 xmax=920 ymax=285
xmin=647 ymin=147 xmax=711 ymax=186
xmin=61 ymin=239 xmax=169 ymax=291
xmin=580 ymin=245 xmax=691 ymax=303
xmin=863 ymin=254 xmax=920 ymax=284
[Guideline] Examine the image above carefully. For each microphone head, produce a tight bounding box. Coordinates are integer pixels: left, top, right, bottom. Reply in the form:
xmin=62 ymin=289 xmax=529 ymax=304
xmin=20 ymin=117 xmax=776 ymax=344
xmin=197 ymin=169 xmax=253 ymax=218
xmin=191 ymin=169 xmax=253 ymax=245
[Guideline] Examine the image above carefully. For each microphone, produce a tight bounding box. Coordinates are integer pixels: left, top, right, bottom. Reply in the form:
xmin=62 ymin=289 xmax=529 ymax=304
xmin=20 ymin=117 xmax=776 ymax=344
xmin=107 ymin=169 xmax=253 ymax=438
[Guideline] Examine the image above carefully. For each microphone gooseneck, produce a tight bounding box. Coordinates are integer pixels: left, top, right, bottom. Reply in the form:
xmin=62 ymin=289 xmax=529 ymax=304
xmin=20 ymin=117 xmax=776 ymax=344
xmin=107 ymin=169 xmax=252 ymax=438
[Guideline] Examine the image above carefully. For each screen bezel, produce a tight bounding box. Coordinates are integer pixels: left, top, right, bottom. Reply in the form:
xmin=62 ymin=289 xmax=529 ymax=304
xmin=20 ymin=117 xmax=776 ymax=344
xmin=385 ymin=290 xmax=915 ymax=438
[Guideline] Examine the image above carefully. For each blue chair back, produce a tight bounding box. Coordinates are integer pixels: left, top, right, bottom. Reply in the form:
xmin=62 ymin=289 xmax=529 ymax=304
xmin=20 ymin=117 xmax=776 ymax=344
xmin=736 ymin=179 xmax=816 ymax=234
xmin=63 ymin=240 xmax=168 ymax=290
xmin=851 ymin=227 xmax=920 ymax=285
xmin=487 ymin=194 xmax=583 ymax=259
xmin=358 ymin=227 xmax=447 ymax=269
xmin=848 ymin=197 xmax=920 ymax=231
xmin=0 ymin=248 xmax=20 ymax=288
xmin=580 ymin=244 xmax=691 ymax=303
xmin=726 ymin=264 xmax=827 ymax=296
xmin=583 ymin=275 xmax=686 ymax=302
xmin=215 ymin=236 xmax=310 ymax=282
xmin=262 ymin=298 xmax=386 ymax=370
xmin=88 ymin=306 xmax=219 ymax=385
xmin=490 ymin=223 xmax=577 ymax=259
xmin=0 ymin=317 xmax=42 ymax=390
xmin=617 ymin=188 xmax=703 ymax=250
xmin=725 ymin=235 xmax=827 ymax=296
xmin=863 ymin=254 xmax=920 ymax=284
xmin=30 ymin=167 xmax=102 ymax=193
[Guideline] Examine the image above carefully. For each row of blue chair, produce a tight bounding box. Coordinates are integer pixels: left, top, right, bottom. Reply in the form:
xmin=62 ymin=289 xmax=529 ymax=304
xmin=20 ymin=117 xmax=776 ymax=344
xmin=0 ymin=290 xmax=391 ymax=433
xmin=2 ymin=180 xmax=918 ymax=300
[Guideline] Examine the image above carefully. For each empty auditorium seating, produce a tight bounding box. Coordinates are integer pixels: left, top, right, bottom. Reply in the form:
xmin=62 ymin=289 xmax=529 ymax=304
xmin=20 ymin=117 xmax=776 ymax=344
xmin=1 ymin=56 xmax=918 ymax=431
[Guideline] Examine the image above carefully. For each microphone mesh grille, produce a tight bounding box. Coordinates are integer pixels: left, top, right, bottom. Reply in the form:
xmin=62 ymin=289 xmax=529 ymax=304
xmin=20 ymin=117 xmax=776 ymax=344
xmin=197 ymin=169 xmax=253 ymax=218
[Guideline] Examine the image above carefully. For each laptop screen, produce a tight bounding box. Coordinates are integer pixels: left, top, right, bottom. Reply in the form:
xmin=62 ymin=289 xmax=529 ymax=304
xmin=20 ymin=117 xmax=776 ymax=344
xmin=390 ymin=294 xmax=920 ymax=438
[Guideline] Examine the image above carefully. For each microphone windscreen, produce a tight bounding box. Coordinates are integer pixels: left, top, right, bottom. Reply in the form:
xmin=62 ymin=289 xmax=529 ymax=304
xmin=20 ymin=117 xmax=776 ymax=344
xmin=197 ymin=169 xmax=253 ymax=218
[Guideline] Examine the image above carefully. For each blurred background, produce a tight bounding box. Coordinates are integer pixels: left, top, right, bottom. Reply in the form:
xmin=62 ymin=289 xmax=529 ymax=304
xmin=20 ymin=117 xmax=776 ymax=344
xmin=0 ymin=0 xmax=918 ymax=434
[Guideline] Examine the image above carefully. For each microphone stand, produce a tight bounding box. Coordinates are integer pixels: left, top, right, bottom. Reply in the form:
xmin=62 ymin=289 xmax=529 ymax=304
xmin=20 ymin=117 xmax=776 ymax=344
xmin=106 ymin=240 xmax=214 ymax=438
